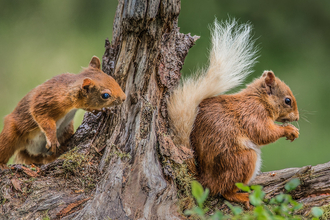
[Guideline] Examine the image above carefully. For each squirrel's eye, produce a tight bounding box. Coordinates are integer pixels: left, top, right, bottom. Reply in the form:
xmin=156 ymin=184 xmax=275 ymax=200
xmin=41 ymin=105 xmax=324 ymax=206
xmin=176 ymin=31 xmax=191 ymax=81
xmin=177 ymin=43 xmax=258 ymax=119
xmin=285 ymin=98 xmax=291 ymax=106
xmin=102 ymin=93 xmax=110 ymax=99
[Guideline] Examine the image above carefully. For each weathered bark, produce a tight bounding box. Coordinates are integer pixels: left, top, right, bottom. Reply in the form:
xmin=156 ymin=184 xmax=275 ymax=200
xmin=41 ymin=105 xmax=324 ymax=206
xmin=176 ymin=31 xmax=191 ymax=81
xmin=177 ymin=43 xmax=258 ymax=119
xmin=251 ymin=161 xmax=330 ymax=215
xmin=2 ymin=159 xmax=330 ymax=219
xmin=1 ymin=0 xmax=330 ymax=219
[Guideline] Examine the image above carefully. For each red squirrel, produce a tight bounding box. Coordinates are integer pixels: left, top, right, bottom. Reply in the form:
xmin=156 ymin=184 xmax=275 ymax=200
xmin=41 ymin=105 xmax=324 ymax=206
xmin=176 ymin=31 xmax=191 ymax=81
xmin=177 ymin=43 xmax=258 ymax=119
xmin=168 ymin=20 xmax=299 ymax=208
xmin=0 ymin=56 xmax=126 ymax=168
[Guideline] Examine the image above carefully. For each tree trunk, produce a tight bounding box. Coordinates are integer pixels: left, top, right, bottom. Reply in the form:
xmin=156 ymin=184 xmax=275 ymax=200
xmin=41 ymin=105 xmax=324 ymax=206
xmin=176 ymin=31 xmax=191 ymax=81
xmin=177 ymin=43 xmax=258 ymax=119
xmin=64 ymin=0 xmax=198 ymax=219
xmin=1 ymin=0 xmax=330 ymax=220
xmin=1 ymin=0 xmax=197 ymax=219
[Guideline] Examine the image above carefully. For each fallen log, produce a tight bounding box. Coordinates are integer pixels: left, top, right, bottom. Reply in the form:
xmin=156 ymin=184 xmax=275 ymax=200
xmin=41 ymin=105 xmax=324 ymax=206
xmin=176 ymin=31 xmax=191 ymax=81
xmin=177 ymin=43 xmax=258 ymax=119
xmin=251 ymin=161 xmax=330 ymax=215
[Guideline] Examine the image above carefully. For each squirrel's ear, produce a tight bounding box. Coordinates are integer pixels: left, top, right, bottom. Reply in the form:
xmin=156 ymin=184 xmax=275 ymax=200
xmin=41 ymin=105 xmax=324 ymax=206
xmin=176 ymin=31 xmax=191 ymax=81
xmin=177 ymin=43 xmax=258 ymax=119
xmin=89 ymin=56 xmax=101 ymax=70
xmin=263 ymin=71 xmax=275 ymax=87
xmin=262 ymin=71 xmax=275 ymax=95
xmin=82 ymin=78 xmax=94 ymax=93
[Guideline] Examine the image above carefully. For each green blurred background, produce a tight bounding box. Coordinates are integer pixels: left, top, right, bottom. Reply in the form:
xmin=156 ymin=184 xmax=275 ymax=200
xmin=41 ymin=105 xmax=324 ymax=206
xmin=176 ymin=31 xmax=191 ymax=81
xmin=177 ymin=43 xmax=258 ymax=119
xmin=0 ymin=0 xmax=329 ymax=171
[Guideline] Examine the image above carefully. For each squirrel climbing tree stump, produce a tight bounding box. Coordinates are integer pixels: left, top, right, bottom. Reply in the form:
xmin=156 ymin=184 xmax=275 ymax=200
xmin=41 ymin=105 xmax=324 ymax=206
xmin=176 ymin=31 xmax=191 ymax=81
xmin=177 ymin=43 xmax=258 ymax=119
xmin=0 ymin=0 xmax=329 ymax=219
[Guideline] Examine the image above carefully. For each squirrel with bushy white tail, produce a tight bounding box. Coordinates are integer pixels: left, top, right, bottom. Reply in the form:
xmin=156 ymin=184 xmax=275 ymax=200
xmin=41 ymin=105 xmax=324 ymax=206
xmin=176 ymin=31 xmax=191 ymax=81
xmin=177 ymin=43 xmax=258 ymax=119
xmin=168 ymin=20 xmax=299 ymax=209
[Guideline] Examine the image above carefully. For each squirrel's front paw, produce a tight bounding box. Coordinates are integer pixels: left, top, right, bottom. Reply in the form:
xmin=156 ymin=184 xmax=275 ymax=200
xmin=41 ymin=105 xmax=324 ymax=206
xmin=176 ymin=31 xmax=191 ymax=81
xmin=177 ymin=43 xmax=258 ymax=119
xmin=46 ymin=141 xmax=61 ymax=155
xmin=284 ymin=124 xmax=299 ymax=142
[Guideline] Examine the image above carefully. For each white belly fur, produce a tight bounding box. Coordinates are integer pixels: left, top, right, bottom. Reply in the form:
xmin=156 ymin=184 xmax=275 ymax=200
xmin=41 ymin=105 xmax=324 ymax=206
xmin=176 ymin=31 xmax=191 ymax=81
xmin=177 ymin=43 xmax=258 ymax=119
xmin=26 ymin=109 xmax=77 ymax=155
xmin=244 ymin=139 xmax=262 ymax=183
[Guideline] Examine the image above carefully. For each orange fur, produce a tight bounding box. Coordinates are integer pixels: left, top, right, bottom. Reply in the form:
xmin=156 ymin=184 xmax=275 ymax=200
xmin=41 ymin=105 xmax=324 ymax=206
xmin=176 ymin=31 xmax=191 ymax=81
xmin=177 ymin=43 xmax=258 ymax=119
xmin=168 ymin=21 xmax=299 ymax=207
xmin=0 ymin=56 xmax=126 ymax=166
xmin=13 ymin=120 xmax=74 ymax=164
xmin=190 ymin=71 xmax=299 ymax=207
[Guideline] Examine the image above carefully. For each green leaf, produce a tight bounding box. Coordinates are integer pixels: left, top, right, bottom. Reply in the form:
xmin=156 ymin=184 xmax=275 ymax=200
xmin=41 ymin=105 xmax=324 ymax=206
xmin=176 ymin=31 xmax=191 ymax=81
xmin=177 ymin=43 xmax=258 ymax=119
xmin=232 ymin=206 xmax=243 ymax=216
xmin=197 ymin=188 xmax=209 ymax=207
xmin=272 ymin=217 xmax=286 ymax=220
xmin=290 ymin=200 xmax=303 ymax=211
xmin=191 ymin=180 xmax=204 ymax=201
xmin=194 ymin=207 xmax=206 ymax=216
xmin=249 ymin=193 xmax=259 ymax=207
xmin=236 ymin=183 xmax=251 ymax=193
xmin=251 ymin=185 xmax=263 ymax=191
xmin=275 ymin=193 xmax=284 ymax=203
xmin=253 ymin=206 xmax=263 ymax=214
xmin=279 ymin=203 xmax=289 ymax=214
xmin=294 ymin=203 xmax=303 ymax=211
xmin=249 ymin=185 xmax=265 ymax=206
xmin=184 ymin=206 xmax=205 ymax=217
xmin=224 ymin=201 xmax=243 ymax=215
xmin=311 ymin=207 xmax=323 ymax=218
xmin=253 ymin=206 xmax=271 ymax=219
xmin=269 ymin=197 xmax=277 ymax=204
xmin=285 ymin=178 xmax=300 ymax=192
xmin=283 ymin=194 xmax=292 ymax=203
xmin=210 ymin=210 xmax=225 ymax=220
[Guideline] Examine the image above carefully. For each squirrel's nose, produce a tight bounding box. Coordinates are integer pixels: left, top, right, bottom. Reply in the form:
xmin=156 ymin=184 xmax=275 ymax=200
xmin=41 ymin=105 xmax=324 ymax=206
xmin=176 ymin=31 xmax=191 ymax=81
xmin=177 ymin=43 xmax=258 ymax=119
xmin=120 ymin=93 xmax=126 ymax=102
xmin=290 ymin=112 xmax=299 ymax=121
xmin=294 ymin=114 xmax=299 ymax=121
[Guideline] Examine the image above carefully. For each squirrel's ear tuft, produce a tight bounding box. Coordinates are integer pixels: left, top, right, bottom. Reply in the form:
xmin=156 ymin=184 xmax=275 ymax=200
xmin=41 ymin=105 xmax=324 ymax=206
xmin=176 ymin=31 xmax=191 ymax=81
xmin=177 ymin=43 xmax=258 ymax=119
xmin=89 ymin=56 xmax=101 ymax=70
xmin=82 ymin=78 xmax=94 ymax=93
xmin=264 ymin=71 xmax=275 ymax=87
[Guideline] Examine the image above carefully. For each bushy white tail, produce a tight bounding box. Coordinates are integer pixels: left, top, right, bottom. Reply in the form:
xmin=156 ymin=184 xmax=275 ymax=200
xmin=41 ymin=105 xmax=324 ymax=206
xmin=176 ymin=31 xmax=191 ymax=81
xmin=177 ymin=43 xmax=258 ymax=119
xmin=167 ymin=19 xmax=258 ymax=148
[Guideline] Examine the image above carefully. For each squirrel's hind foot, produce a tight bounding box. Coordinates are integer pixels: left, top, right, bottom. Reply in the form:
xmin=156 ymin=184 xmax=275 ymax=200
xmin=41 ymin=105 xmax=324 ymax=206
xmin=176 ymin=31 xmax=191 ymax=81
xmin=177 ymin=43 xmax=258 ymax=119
xmin=222 ymin=191 xmax=252 ymax=210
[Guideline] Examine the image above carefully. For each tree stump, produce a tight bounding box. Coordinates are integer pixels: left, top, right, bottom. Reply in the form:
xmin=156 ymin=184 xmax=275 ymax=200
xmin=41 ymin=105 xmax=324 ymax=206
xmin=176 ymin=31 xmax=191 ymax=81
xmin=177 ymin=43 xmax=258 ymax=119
xmin=1 ymin=0 xmax=329 ymax=219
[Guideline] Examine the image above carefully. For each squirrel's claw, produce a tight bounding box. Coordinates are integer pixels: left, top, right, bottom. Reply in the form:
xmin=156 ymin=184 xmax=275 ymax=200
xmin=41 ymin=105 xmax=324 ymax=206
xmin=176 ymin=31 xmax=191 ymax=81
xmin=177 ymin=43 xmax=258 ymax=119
xmin=45 ymin=150 xmax=54 ymax=156
xmin=45 ymin=141 xmax=60 ymax=156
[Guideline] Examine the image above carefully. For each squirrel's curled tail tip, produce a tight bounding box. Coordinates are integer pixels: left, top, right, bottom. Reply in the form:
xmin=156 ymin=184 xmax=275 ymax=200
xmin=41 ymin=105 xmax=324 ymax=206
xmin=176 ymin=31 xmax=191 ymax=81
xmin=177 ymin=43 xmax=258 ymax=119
xmin=167 ymin=19 xmax=258 ymax=149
